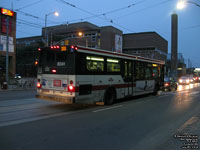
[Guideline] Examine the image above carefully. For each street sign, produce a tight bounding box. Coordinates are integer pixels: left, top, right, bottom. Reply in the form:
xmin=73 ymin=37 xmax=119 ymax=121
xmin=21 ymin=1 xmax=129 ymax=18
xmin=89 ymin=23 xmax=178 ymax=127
xmin=65 ymin=40 xmax=69 ymax=45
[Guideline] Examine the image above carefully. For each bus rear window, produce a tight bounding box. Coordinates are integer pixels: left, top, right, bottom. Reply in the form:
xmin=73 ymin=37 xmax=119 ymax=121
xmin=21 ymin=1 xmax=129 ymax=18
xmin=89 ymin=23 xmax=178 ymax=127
xmin=46 ymin=51 xmax=55 ymax=64
xmin=39 ymin=50 xmax=75 ymax=74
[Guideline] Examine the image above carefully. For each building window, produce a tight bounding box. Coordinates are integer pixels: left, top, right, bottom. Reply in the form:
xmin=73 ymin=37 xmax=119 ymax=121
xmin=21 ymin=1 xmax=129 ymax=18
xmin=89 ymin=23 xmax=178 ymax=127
xmin=91 ymin=36 xmax=96 ymax=42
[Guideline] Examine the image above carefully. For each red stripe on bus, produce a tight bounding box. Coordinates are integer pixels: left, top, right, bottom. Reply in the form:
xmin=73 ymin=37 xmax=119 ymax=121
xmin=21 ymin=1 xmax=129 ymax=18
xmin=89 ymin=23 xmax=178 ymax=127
xmin=76 ymin=83 xmax=136 ymax=92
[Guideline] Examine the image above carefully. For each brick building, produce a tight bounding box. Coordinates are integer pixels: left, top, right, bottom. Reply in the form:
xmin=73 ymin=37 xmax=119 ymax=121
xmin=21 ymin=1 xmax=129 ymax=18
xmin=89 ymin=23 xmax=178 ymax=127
xmin=123 ymin=32 xmax=168 ymax=61
xmin=17 ymin=22 xmax=123 ymax=52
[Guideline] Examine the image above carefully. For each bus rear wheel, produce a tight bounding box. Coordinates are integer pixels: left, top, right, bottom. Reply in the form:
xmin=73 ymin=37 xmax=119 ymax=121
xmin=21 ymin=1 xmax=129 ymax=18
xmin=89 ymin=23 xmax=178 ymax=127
xmin=104 ymin=89 xmax=116 ymax=105
xmin=153 ymin=84 xmax=158 ymax=95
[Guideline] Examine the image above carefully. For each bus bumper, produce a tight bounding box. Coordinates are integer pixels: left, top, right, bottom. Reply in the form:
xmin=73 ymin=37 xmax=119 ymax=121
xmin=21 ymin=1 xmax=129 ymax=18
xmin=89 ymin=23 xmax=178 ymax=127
xmin=36 ymin=94 xmax=75 ymax=104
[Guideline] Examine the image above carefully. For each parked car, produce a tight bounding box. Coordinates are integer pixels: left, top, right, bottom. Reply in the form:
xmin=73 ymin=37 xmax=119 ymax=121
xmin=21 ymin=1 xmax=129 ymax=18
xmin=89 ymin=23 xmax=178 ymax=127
xmin=163 ymin=77 xmax=178 ymax=91
xmin=14 ymin=74 xmax=22 ymax=79
xmin=178 ymin=76 xmax=193 ymax=85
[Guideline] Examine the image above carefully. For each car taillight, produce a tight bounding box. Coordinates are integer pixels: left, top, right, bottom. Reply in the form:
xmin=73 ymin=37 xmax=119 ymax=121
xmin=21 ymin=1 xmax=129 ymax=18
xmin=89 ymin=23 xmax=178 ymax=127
xmin=164 ymin=82 xmax=170 ymax=87
xmin=37 ymin=82 xmax=42 ymax=89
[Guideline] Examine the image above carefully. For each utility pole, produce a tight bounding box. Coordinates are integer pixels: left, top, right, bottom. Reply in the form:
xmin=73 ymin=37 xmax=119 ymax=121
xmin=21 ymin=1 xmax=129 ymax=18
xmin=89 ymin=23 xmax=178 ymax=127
xmin=6 ymin=16 xmax=9 ymax=83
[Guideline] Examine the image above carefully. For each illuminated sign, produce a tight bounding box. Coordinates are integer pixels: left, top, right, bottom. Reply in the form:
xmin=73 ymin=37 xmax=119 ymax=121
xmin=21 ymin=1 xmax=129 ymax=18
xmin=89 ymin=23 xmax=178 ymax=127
xmin=61 ymin=46 xmax=67 ymax=51
xmin=1 ymin=8 xmax=14 ymax=17
xmin=194 ymin=68 xmax=200 ymax=71
xmin=152 ymin=64 xmax=158 ymax=67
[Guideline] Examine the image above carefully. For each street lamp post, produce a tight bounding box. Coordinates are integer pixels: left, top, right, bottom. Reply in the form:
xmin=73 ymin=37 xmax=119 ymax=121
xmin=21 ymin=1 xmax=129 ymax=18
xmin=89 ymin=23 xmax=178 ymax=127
xmin=44 ymin=11 xmax=59 ymax=46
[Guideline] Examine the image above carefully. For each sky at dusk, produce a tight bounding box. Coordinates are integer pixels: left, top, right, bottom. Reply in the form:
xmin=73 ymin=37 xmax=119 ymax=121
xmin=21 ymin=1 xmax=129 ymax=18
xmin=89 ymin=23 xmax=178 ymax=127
xmin=1 ymin=0 xmax=200 ymax=67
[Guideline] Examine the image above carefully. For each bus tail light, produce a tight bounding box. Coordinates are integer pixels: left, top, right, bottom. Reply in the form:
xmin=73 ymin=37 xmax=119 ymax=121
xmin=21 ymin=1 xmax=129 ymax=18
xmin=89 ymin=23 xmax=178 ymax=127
xmin=70 ymin=45 xmax=78 ymax=52
xmin=68 ymin=85 xmax=75 ymax=92
xmin=37 ymin=82 xmax=42 ymax=89
xmin=52 ymin=69 xmax=57 ymax=73
xmin=68 ymin=80 xmax=75 ymax=92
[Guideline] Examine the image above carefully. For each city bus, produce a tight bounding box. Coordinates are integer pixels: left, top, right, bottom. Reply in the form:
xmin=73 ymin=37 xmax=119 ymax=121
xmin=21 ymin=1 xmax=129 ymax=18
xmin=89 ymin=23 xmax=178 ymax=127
xmin=36 ymin=45 xmax=165 ymax=105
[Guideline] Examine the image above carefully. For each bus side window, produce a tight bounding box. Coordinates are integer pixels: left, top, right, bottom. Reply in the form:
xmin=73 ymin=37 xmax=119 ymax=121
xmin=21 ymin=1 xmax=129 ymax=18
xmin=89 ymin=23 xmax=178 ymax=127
xmin=135 ymin=61 xmax=144 ymax=80
xmin=107 ymin=58 xmax=120 ymax=72
xmin=153 ymin=67 xmax=158 ymax=78
xmin=145 ymin=63 xmax=153 ymax=80
xmin=86 ymin=56 xmax=104 ymax=72
xmin=124 ymin=61 xmax=132 ymax=82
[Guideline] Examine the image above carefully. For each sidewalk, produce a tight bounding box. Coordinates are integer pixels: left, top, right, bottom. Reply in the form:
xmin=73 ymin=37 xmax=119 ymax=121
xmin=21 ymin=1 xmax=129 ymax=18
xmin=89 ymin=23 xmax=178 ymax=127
xmin=0 ymin=78 xmax=37 ymax=92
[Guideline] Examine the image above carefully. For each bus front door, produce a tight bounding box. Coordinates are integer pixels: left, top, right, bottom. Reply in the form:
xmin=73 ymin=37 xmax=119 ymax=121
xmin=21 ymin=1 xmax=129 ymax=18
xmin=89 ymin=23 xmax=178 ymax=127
xmin=124 ymin=61 xmax=134 ymax=96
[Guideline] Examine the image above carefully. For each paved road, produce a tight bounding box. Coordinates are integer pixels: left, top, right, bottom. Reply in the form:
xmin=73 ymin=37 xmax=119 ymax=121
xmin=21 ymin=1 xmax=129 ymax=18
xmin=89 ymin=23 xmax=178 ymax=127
xmin=0 ymin=89 xmax=37 ymax=101
xmin=0 ymin=84 xmax=200 ymax=150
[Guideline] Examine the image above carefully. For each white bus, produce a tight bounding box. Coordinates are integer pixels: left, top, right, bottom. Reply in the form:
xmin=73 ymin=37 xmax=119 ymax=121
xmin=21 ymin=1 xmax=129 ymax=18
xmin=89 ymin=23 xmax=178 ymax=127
xmin=36 ymin=45 xmax=165 ymax=105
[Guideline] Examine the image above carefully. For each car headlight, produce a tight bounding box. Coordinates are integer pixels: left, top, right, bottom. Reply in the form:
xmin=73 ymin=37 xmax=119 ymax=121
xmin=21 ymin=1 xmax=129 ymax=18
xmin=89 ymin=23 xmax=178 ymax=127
xmin=186 ymin=79 xmax=189 ymax=83
xmin=179 ymin=79 xmax=182 ymax=83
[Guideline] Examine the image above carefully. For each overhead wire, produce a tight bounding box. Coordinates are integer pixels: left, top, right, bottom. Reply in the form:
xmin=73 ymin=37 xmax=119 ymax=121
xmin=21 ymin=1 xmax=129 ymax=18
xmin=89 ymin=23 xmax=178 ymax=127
xmin=113 ymin=0 xmax=173 ymax=20
xmin=17 ymin=18 xmax=43 ymax=28
xmin=13 ymin=0 xmax=172 ymax=33
xmin=17 ymin=29 xmax=39 ymax=36
xmin=15 ymin=10 xmax=60 ymax=25
xmin=56 ymin=0 xmax=135 ymax=32
xmin=63 ymin=3 xmax=136 ymax=23
xmin=13 ymin=0 xmax=199 ymax=36
xmin=15 ymin=0 xmax=45 ymax=11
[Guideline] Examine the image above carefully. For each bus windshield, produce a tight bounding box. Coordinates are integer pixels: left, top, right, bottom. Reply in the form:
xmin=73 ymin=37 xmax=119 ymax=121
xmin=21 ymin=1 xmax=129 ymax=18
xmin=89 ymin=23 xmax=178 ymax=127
xmin=39 ymin=49 xmax=76 ymax=74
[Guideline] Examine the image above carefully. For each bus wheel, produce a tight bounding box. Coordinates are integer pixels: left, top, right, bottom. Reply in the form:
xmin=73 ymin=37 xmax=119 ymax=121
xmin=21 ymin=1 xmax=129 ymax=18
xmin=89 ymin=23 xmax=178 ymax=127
xmin=104 ymin=89 xmax=116 ymax=105
xmin=153 ymin=84 xmax=158 ymax=95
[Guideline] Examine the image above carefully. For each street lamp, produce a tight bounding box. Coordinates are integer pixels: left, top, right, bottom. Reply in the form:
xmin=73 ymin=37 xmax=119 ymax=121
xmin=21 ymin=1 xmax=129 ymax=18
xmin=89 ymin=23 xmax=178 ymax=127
xmin=177 ymin=0 xmax=200 ymax=9
xmin=77 ymin=32 xmax=88 ymax=47
xmin=44 ymin=11 xmax=59 ymax=46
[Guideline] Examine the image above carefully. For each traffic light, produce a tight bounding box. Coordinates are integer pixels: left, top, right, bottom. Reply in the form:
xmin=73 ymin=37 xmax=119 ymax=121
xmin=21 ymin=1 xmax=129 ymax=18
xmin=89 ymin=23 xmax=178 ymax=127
xmin=34 ymin=59 xmax=39 ymax=66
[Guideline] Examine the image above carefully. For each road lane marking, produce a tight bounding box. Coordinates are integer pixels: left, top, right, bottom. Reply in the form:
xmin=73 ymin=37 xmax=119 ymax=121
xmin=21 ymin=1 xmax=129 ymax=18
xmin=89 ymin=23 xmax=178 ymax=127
xmin=189 ymin=91 xmax=200 ymax=95
xmin=0 ymin=111 xmax=75 ymax=127
xmin=92 ymin=105 xmax=123 ymax=113
xmin=158 ymin=95 xmax=169 ymax=99
xmin=0 ymin=105 xmax=95 ymax=127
